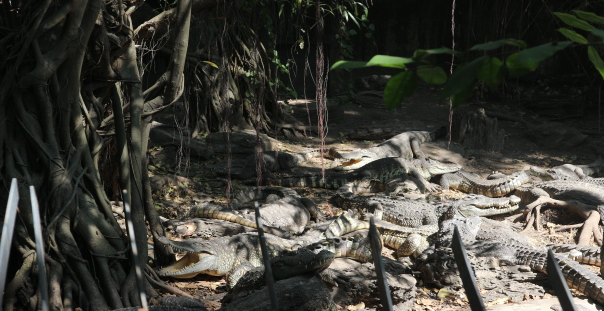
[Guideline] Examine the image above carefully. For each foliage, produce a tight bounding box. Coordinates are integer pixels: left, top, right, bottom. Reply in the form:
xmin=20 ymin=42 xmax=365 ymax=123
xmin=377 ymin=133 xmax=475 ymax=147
xmin=331 ymin=9 xmax=604 ymax=108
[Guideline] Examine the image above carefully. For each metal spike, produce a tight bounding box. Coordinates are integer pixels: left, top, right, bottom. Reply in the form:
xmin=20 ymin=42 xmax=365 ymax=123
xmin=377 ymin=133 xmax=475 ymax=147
xmin=369 ymin=217 xmax=392 ymax=311
xmin=0 ymin=179 xmax=19 ymax=309
xmin=255 ymin=201 xmax=278 ymax=310
xmin=123 ymin=190 xmax=148 ymax=310
xmin=546 ymin=249 xmax=577 ymax=311
xmin=30 ymin=186 xmax=49 ymax=311
xmin=451 ymin=226 xmax=486 ymax=311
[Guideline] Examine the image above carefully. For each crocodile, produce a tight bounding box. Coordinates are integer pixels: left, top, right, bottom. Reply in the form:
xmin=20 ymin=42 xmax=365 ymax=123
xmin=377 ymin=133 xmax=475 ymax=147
xmin=269 ymin=157 xmax=461 ymax=192
xmin=439 ymin=170 xmax=531 ymax=197
xmin=187 ymin=202 xmax=292 ymax=237
xmin=223 ymin=248 xmax=335 ymax=302
xmin=333 ymin=128 xmax=446 ymax=170
xmin=420 ymin=215 xmax=604 ymax=305
xmin=157 ymin=232 xmax=373 ymax=279
xmin=530 ymin=157 xmax=604 ymax=181
xmin=325 ymin=193 xmax=521 ymax=256
xmin=188 ymin=187 xmax=321 ymax=235
xmin=548 ymin=244 xmax=601 ymax=266
xmin=212 ymin=149 xmax=327 ymax=179
xmin=468 ymin=241 xmax=604 ymax=305
xmin=513 ymin=180 xmax=604 ymax=245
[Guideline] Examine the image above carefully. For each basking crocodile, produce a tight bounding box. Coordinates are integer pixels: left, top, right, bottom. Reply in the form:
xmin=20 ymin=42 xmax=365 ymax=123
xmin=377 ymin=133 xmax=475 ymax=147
xmin=548 ymin=244 xmax=601 ymax=266
xmin=513 ymin=180 xmax=604 ymax=245
xmin=469 ymin=241 xmax=604 ymax=305
xmin=234 ymin=149 xmax=327 ymax=178
xmin=530 ymin=157 xmax=604 ymax=181
xmin=326 ymin=193 xmax=520 ymax=256
xmin=188 ymin=187 xmax=322 ymax=235
xmin=439 ymin=170 xmax=530 ymax=197
xmin=223 ymin=247 xmax=335 ymax=303
xmin=269 ymin=157 xmax=461 ymax=192
xmin=157 ymin=232 xmax=373 ymax=279
xmin=333 ymin=128 xmax=446 ymax=170
xmin=421 ymin=215 xmax=604 ymax=305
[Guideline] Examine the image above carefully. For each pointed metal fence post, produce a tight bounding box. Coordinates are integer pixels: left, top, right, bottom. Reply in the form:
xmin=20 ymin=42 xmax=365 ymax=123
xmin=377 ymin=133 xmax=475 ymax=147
xmin=30 ymin=186 xmax=49 ymax=311
xmin=0 ymin=179 xmax=20 ymax=309
xmin=255 ymin=201 xmax=278 ymax=310
xmin=369 ymin=217 xmax=392 ymax=311
xmin=546 ymin=249 xmax=577 ymax=311
xmin=123 ymin=190 xmax=149 ymax=310
xmin=451 ymin=227 xmax=485 ymax=311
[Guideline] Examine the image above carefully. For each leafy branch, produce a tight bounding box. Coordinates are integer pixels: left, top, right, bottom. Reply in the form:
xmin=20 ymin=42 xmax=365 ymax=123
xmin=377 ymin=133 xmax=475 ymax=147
xmin=332 ymin=9 xmax=604 ymax=108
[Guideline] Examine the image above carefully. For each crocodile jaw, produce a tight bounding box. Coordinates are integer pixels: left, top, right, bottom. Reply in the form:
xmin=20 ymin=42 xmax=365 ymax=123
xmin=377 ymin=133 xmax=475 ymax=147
xmin=456 ymin=195 xmax=521 ymax=217
xmin=158 ymin=252 xmax=221 ymax=278
xmin=426 ymin=159 xmax=462 ymax=176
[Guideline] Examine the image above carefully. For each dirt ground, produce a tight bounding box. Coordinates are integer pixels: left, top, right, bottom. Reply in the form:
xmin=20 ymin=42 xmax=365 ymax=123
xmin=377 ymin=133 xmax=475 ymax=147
xmin=149 ymin=83 xmax=604 ymax=310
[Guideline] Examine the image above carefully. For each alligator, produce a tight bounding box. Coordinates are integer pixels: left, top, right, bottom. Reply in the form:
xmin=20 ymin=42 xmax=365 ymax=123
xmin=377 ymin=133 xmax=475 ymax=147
xmin=513 ymin=180 xmax=604 ymax=245
xmin=333 ymin=128 xmax=446 ymax=170
xmin=530 ymin=157 xmax=604 ymax=181
xmin=157 ymin=232 xmax=373 ymax=279
xmin=439 ymin=170 xmax=530 ymax=197
xmin=269 ymin=157 xmax=461 ymax=193
xmin=325 ymin=193 xmax=521 ymax=256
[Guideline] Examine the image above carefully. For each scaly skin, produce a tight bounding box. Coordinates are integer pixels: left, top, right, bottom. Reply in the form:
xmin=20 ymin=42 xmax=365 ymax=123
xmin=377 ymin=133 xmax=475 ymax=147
xmin=548 ymin=244 xmax=601 ymax=266
xmin=269 ymin=157 xmax=461 ymax=192
xmin=422 ymin=241 xmax=604 ymax=305
xmin=439 ymin=170 xmax=530 ymax=197
xmin=530 ymin=157 xmax=604 ymax=181
xmin=157 ymin=232 xmax=373 ymax=279
xmin=334 ymin=128 xmax=446 ymax=170
xmin=510 ymin=243 xmax=604 ymax=306
xmin=326 ymin=193 xmax=520 ymax=257
xmin=226 ymin=248 xmax=335 ymax=292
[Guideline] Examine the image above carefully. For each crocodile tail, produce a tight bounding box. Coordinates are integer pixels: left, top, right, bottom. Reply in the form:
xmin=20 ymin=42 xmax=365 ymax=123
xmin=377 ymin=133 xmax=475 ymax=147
xmin=269 ymin=175 xmax=327 ymax=188
xmin=269 ymin=174 xmax=349 ymax=189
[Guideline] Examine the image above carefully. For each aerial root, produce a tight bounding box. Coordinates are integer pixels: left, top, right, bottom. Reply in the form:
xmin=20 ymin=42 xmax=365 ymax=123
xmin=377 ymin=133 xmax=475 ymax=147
xmin=523 ymin=196 xmax=602 ymax=245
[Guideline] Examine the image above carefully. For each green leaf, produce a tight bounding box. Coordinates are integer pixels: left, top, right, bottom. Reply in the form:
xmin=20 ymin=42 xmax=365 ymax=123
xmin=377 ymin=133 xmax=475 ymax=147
xmin=517 ymin=41 xmax=573 ymax=63
xmin=477 ymin=57 xmax=504 ymax=88
xmin=440 ymin=56 xmax=487 ymax=100
xmin=384 ymin=71 xmax=416 ymax=108
xmin=554 ymin=12 xmax=594 ymax=31
xmin=349 ymin=29 xmax=357 ymax=36
xmin=572 ymin=10 xmax=604 ymax=25
xmin=588 ymin=46 xmax=604 ymax=79
xmin=592 ymin=28 xmax=604 ymax=39
xmin=416 ymin=65 xmax=447 ymax=84
xmin=470 ymin=39 xmax=526 ymax=51
xmin=413 ymin=47 xmax=458 ymax=60
xmin=557 ymin=27 xmax=588 ymax=44
xmin=506 ymin=53 xmax=538 ymax=77
xmin=366 ymin=55 xmax=414 ymax=69
xmin=330 ymin=60 xmax=368 ymax=70
xmin=450 ymin=81 xmax=475 ymax=106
